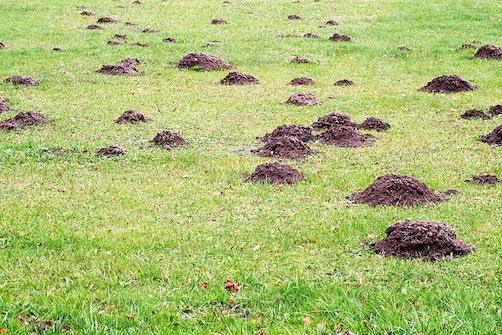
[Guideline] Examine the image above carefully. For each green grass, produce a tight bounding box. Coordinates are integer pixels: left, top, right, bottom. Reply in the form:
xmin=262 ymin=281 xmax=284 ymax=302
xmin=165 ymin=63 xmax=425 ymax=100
xmin=0 ymin=0 xmax=501 ymax=334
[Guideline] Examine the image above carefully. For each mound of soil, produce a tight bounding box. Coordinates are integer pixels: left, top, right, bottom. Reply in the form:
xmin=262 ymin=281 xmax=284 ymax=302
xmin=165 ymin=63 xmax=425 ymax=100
xmin=142 ymin=28 xmax=156 ymax=33
xmin=220 ymin=72 xmax=258 ymax=85
xmin=303 ymin=33 xmax=319 ymax=38
xmin=329 ymin=33 xmax=351 ymax=42
xmin=97 ymin=17 xmax=115 ymax=23
xmin=162 ymin=37 xmax=176 ymax=43
xmin=334 ymin=79 xmax=354 ymax=86
xmin=211 ymin=18 xmax=227 ymax=25
xmin=291 ymin=56 xmax=309 ymax=64
xmin=326 ymin=19 xmax=337 ymax=26
xmin=252 ymin=136 xmax=312 ymax=160
xmin=0 ymin=97 xmax=9 ymax=112
xmin=286 ymin=93 xmax=318 ymax=106
xmin=349 ymin=174 xmax=448 ymax=207
xmin=177 ymin=53 xmax=230 ymax=71
xmin=372 ymin=220 xmax=474 ymax=261
xmin=247 ymin=162 xmax=304 ymax=184
xmin=489 ymin=104 xmax=501 ymax=116
xmin=359 ymin=117 xmax=391 ymax=131
xmin=460 ymin=109 xmax=491 ymax=120
xmin=4 ymin=76 xmax=39 ymax=86
xmin=115 ymin=110 xmax=148 ymax=124
xmin=312 ymin=112 xmax=357 ymax=130
xmin=260 ymin=125 xmax=315 ymax=143
xmin=97 ymin=58 xmax=141 ymax=75
xmin=107 ymin=40 xmax=126 ymax=45
xmin=0 ymin=111 xmax=49 ymax=131
xmin=81 ymin=10 xmax=94 ymax=16
xmin=480 ymin=125 xmax=502 ymax=146
xmin=151 ymin=130 xmax=187 ymax=149
xmin=473 ymin=44 xmax=502 ymax=59
xmin=420 ymin=75 xmax=475 ymax=93
xmin=319 ymin=125 xmax=374 ymax=147
xmin=290 ymin=77 xmax=314 ymax=86
xmin=86 ymin=24 xmax=103 ymax=30
xmin=288 ymin=15 xmax=302 ymax=20
xmin=97 ymin=146 xmax=125 ymax=157
xmin=466 ymin=174 xmax=500 ymax=185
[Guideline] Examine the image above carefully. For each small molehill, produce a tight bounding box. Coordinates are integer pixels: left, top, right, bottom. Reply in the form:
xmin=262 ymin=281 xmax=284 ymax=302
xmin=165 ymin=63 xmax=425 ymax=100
xmin=326 ymin=19 xmax=337 ymax=26
xmin=466 ymin=174 xmax=500 ymax=185
xmin=291 ymin=56 xmax=309 ymax=64
xmin=480 ymin=125 xmax=502 ymax=146
xmin=86 ymin=24 xmax=103 ymax=30
xmin=420 ymin=75 xmax=475 ymax=93
xmin=288 ymin=15 xmax=302 ymax=20
xmin=329 ymin=33 xmax=351 ymax=42
xmin=97 ymin=146 xmax=125 ymax=157
xmin=260 ymin=125 xmax=315 ymax=143
xmin=334 ymin=79 xmax=354 ymax=86
xmin=460 ymin=109 xmax=491 ymax=120
xmin=4 ymin=76 xmax=39 ymax=86
xmin=97 ymin=58 xmax=141 ymax=75
xmin=220 ymin=72 xmax=258 ymax=85
xmin=290 ymin=77 xmax=314 ymax=86
xmin=349 ymin=174 xmax=451 ymax=207
xmin=474 ymin=44 xmax=502 ymax=59
xmin=162 ymin=37 xmax=176 ymax=43
xmin=359 ymin=117 xmax=391 ymax=131
xmin=151 ymin=130 xmax=187 ymax=149
xmin=97 ymin=17 xmax=116 ymax=23
xmin=177 ymin=53 xmax=230 ymax=71
xmin=115 ymin=110 xmax=148 ymax=124
xmin=489 ymin=104 xmax=501 ymax=116
xmin=211 ymin=18 xmax=227 ymax=25
xmin=319 ymin=125 xmax=374 ymax=147
xmin=252 ymin=136 xmax=312 ymax=160
xmin=372 ymin=220 xmax=474 ymax=261
xmin=312 ymin=112 xmax=357 ymax=130
xmin=81 ymin=10 xmax=94 ymax=16
xmin=114 ymin=34 xmax=127 ymax=39
xmin=286 ymin=93 xmax=318 ymax=106
xmin=248 ymin=163 xmax=304 ymax=185
xmin=0 ymin=111 xmax=49 ymax=131
xmin=0 ymin=97 xmax=9 ymax=112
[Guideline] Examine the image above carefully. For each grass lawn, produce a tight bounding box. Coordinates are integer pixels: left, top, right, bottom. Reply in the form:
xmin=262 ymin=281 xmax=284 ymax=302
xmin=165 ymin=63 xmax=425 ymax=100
xmin=0 ymin=0 xmax=501 ymax=334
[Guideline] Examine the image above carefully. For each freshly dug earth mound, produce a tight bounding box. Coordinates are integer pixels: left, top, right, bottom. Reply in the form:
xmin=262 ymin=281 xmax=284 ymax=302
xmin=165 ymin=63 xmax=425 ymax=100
xmin=480 ymin=125 xmax=502 ymax=146
xmin=0 ymin=97 xmax=9 ymax=112
xmin=290 ymin=77 xmax=314 ymax=86
xmin=97 ymin=17 xmax=115 ymax=23
xmin=349 ymin=174 xmax=449 ymax=207
xmin=177 ymin=53 xmax=230 ymax=71
xmin=329 ymin=33 xmax=351 ymax=42
xmin=0 ymin=111 xmax=49 ymax=131
xmin=334 ymin=79 xmax=354 ymax=86
xmin=4 ymin=75 xmax=39 ymax=86
xmin=86 ymin=24 xmax=103 ymax=30
xmin=211 ymin=18 xmax=227 ymax=25
xmin=319 ymin=125 xmax=374 ymax=147
xmin=474 ymin=44 xmax=502 ymax=59
xmin=460 ymin=109 xmax=491 ymax=120
xmin=312 ymin=112 xmax=357 ymax=130
xmin=220 ymin=72 xmax=258 ymax=85
xmin=359 ymin=117 xmax=391 ymax=131
xmin=467 ymin=174 xmax=500 ymax=185
xmin=291 ymin=56 xmax=309 ymax=64
xmin=115 ymin=110 xmax=148 ymax=124
xmin=151 ymin=130 xmax=187 ymax=149
xmin=420 ymin=75 xmax=475 ymax=93
xmin=326 ymin=19 xmax=337 ymax=25
xmin=288 ymin=15 xmax=302 ymax=20
xmin=260 ymin=125 xmax=315 ymax=143
xmin=247 ymin=163 xmax=304 ymax=184
xmin=252 ymin=136 xmax=312 ymax=160
xmin=97 ymin=58 xmax=141 ymax=75
xmin=286 ymin=93 xmax=318 ymax=106
xmin=372 ymin=220 xmax=474 ymax=261
xmin=489 ymin=104 xmax=501 ymax=116
xmin=97 ymin=146 xmax=125 ymax=157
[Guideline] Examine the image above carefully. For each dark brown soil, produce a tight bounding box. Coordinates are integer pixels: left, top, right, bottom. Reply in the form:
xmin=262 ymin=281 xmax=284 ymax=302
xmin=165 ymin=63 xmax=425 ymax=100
xmin=114 ymin=34 xmax=127 ymax=39
xmin=480 ymin=125 xmax=502 ymax=146
xmin=291 ymin=56 xmax=309 ymax=64
xmin=97 ymin=58 xmax=141 ymax=75
xmin=97 ymin=146 xmax=125 ymax=157
xmin=359 ymin=117 xmax=391 ymax=131
xmin=0 ymin=111 xmax=49 ymax=131
xmin=372 ymin=220 xmax=474 ymax=261
xmin=420 ymin=75 xmax=476 ymax=93
xmin=53 ymin=47 xmax=63 ymax=52
xmin=151 ymin=130 xmax=187 ymax=149
xmin=211 ymin=18 xmax=227 ymax=25
xmin=252 ymin=136 xmax=312 ymax=160
xmin=260 ymin=125 xmax=315 ymax=143
xmin=142 ymin=28 xmax=156 ymax=33
xmin=460 ymin=109 xmax=491 ymax=120
xmin=132 ymin=0 xmax=141 ymax=4
xmin=303 ymin=33 xmax=319 ymax=38
xmin=220 ymin=72 xmax=258 ymax=85
xmin=162 ymin=37 xmax=176 ymax=43
xmin=86 ymin=24 xmax=103 ymax=30
xmin=319 ymin=125 xmax=374 ymax=147
xmin=107 ymin=40 xmax=126 ymax=45
xmin=177 ymin=53 xmax=230 ymax=71
xmin=0 ymin=97 xmax=9 ymax=112
xmin=97 ymin=17 xmax=116 ymax=23
xmin=288 ymin=15 xmax=302 ymax=20
xmin=115 ymin=110 xmax=148 ymax=124
xmin=326 ymin=19 xmax=337 ymax=25
xmin=286 ymin=93 xmax=318 ymax=106
xmin=81 ymin=10 xmax=94 ymax=16
xmin=466 ymin=174 xmax=500 ymax=185
xmin=290 ymin=77 xmax=314 ymax=86
xmin=489 ymin=104 xmax=501 ymax=116
xmin=329 ymin=33 xmax=351 ymax=42
xmin=312 ymin=112 xmax=357 ymax=130
xmin=247 ymin=162 xmax=304 ymax=184
xmin=4 ymin=75 xmax=39 ymax=86
xmin=349 ymin=174 xmax=449 ymax=207
xmin=334 ymin=79 xmax=354 ymax=86
xmin=473 ymin=44 xmax=502 ymax=59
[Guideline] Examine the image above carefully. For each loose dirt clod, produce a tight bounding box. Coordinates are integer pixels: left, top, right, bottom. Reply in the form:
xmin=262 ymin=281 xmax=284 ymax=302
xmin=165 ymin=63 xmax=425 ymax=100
xmin=489 ymin=104 xmax=501 ymax=116
xmin=97 ymin=17 xmax=115 ymax=23
xmin=466 ymin=174 xmax=500 ymax=185
xmin=459 ymin=43 xmax=475 ymax=49
xmin=286 ymin=93 xmax=318 ymax=106
xmin=480 ymin=125 xmax=502 ymax=146
xmin=162 ymin=37 xmax=176 ymax=43
xmin=97 ymin=58 xmax=141 ymax=75
xmin=115 ymin=110 xmax=148 ymax=124
xmin=0 ymin=111 xmax=49 ymax=131
xmin=252 ymin=136 xmax=312 ymax=160
xmin=0 ymin=97 xmax=9 ymax=112
xmin=107 ymin=40 xmax=126 ymax=45
xmin=142 ymin=28 xmax=156 ymax=33
xmin=177 ymin=53 xmax=230 ymax=71
xmin=349 ymin=174 xmax=450 ymax=207
xmin=326 ymin=19 xmax=337 ymax=25
xmin=97 ymin=146 xmax=125 ymax=157
xmin=288 ymin=15 xmax=302 ymax=20
xmin=398 ymin=46 xmax=412 ymax=52
xmin=4 ymin=75 xmax=39 ymax=86
xmin=420 ymin=75 xmax=476 ymax=93
xmin=334 ymin=79 xmax=354 ymax=86
xmin=211 ymin=18 xmax=227 ymax=25
xmin=53 ymin=47 xmax=63 ymax=52
xmin=473 ymin=44 xmax=502 ymax=59
xmin=86 ymin=24 xmax=103 ymax=30
xmin=460 ymin=109 xmax=491 ymax=120
xmin=312 ymin=112 xmax=357 ymax=129
xmin=303 ymin=33 xmax=319 ymax=38
xmin=220 ymin=72 xmax=258 ymax=85
xmin=372 ymin=220 xmax=474 ymax=261
xmin=114 ymin=34 xmax=127 ymax=39
xmin=319 ymin=125 xmax=374 ymax=147
xmin=260 ymin=125 xmax=315 ymax=143
xmin=81 ymin=10 xmax=94 ymax=16
xmin=359 ymin=117 xmax=391 ymax=131
xmin=247 ymin=162 xmax=304 ymax=184
xmin=151 ymin=130 xmax=187 ymax=149
xmin=329 ymin=33 xmax=351 ymax=42
xmin=291 ymin=56 xmax=309 ymax=64
xmin=290 ymin=77 xmax=314 ymax=86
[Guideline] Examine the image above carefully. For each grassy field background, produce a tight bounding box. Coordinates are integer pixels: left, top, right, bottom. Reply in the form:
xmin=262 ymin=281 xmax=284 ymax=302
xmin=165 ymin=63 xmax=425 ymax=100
xmin=0 ymin=0 xmax=501 ymax=334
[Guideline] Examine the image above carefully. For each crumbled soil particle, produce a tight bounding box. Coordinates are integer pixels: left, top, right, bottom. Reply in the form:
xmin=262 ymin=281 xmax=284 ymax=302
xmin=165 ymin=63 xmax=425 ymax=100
xmin=252 ymin=136 xmax=312 ymax=160
xmin=260 ymin=125 xmax=315 ymax=143
xmin=460 ymin=109 xmax=491 ymax=120
xmin=334 ymin=79 xmax=354 ymax=86
xmin=359 ymin=117 xmax=391 ymax=131
xmin=162 ymin=37 xmax=176 ymax=43
xmin=0 ymin=97 xmax=10 ymax=112
xmin=288 ymin=15 xmax=302 ymax=20
xmin=247 ymin=162 xmax=304 ymax=184
xmin=115 ymin=110 xmax=148 ymax=124
xmin=220 ymin=72 xmax=258 ymax=85
xmin=97 ymin=58 xmax=141 ymax=75
xmin=132 ymin=42 xmax=148 ymax=47
xmin=97 ymin=17 xmax=116 ymax=23
xmin=97 ymin=145 xmax=125 ymax=157
xmin=151 ymin=130 xmax=187 ymax=149
xmin=319 ymin=125 xmax=374 ymax=147
xmin=372 ymin=220 xmax=474 ymax=261
xmin=349 ymin=174 xmax=451 ymax=207
xmin=107 ymin=40 xmax=126 ymax=45
xmin=329 ymin=33 xmax=351 ymax=42
xmin=312 ymin=112 xmax=357 ymax=130
xmin=125 ymin=21 xmax=135 ymax=26
xmin=290 ymin=77 xmax=314 ymax=86
xmin=488 ymin=104 xmax=501 ymax=116
xmin=420 ymin=75 xmax=476 ymax=93
xmin=291 ymin=55 xmax=309 ymax=64
xmin=86 ymin=24 xmax=103 ymax=30
xmin=81 ymin=10 xmax=94 ymax=16
xmin=466 ymin=174 xmax=500 ymax=185
xmin=286 ymin=93 xmax=318 ymax=106
xmin=4 ymin=75 xmax=39 ymax=86
xmin=303 ymin=33 xmax=319 ymax=38
xmin=480 ymin=125 xmax=502 ymax=146
xmin=114 ymin=34 xmax=127 ymax=39
xmin=177 ymin=53 xmax=231 ymax=71
xmin=53 ymin=47 xmax=63 ymax=52
xmin=326 ymin=19 xmax=337 ymax=25
xmin=459 ymin=43 xmax=475 ymax=50
xmin=398 ymin=46 xmax=412 ymax=52
xmin=142 ymin=28 xmax=156 ymax=33
xmin=0 ymin=111 xmax=49 ymax=131
xmin=211 ymin=18 xmax=227 ymax=25
xmin=474 ymin=44 xmax=502 ymax=59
